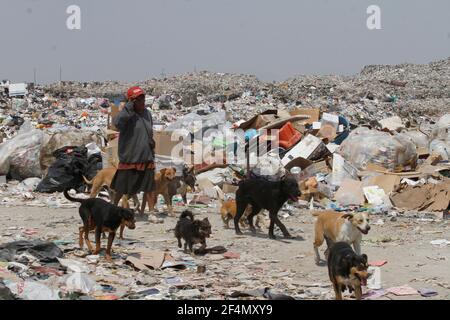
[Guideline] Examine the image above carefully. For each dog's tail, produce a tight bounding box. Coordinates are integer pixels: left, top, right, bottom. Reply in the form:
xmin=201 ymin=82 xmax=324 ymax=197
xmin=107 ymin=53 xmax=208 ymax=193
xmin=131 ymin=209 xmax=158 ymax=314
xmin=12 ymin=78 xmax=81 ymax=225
xmin=82 ymin=176 xmax=93 ymax=185
xmin=180 ymin=210 xmax=194 ymax=221
xmin=63 ymin=189 xmax=85 ymax=204
xmin=311 ymin=211 xmax=322 ymax=217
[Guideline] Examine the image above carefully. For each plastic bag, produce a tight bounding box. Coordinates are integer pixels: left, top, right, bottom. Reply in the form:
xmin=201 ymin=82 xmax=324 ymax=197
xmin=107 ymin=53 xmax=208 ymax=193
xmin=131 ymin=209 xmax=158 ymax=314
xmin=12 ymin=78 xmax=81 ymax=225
xmin=430 ymin=139 xmax=450 ymax=160
xmin=57 ymin=258 xmax=91 ymax=273
xmin=250 ymin=151 xmax=286 ymax=180
xmin=431 ymin=114 xmax=450 ymax=141
xmin=398 ymin=130 xmax=429 ymax=149
xmin=165 ymin=111 xmax=227 ymax=132
xmin=0 ymin=126 xmax=46 ymax=179
xmin=64 ymin=272 xmax=101 ymax=294
xmin=5 ymin=280 xmax=60 ymax=300
xmin=14 ymin=178 xmax=42 ymax=192
xmin=338 ymin=127 xmax=417 ymax=171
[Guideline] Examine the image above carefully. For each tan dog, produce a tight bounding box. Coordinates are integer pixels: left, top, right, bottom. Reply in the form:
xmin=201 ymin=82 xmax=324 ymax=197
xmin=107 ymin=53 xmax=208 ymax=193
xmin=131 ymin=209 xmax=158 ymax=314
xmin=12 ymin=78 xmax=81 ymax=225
xmin=312 ymin=211 xmax=370 ymax=265
xmin=83 ymin=168 xmax=139 ymax=209
xmin=140 ymin=168 xmax=177 ymax=216
xmin=218 ymin=198 xmax=266 ymax=229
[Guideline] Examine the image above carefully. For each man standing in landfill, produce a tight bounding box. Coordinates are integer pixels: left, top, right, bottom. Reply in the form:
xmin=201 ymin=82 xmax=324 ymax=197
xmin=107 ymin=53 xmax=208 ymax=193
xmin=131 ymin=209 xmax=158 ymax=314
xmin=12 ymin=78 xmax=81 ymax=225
xmin=111 ymin=86 xmax=158 ymax=223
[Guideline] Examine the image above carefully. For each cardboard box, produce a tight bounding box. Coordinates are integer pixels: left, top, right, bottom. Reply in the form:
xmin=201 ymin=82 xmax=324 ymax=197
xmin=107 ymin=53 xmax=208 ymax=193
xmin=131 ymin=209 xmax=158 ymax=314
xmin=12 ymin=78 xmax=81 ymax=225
xmin=108 ymin=104 xmax=119 ymax=131
xmin=281 ymin=134 xmax=327 ymax=166
xmin=154 ymin=130 xmax=184 ymax=158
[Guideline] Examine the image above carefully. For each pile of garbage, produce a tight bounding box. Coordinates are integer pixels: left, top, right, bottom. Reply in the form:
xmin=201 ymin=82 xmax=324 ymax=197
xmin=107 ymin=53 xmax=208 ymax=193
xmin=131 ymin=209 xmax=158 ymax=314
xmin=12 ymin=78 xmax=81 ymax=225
xmin=184 ymin=107 xmax=449 ymax=216
xmin=0 ymin=57 xmax=449 ymax=214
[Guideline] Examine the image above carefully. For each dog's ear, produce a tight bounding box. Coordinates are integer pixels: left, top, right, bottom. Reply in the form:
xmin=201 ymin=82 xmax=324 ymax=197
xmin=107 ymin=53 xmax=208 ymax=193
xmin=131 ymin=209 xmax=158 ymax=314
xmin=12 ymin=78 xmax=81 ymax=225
xmin=119 ymin=209 xmax=132 ymax=219
xmin=342 ymin=213 xmax=353 ymax=220
xmin=160 ymin=168 xmax=167 ymax=174
xmin=173 ymin=167 xmax=176 ymax=173
xmin=361 ymin=254 xmax=368 ymax=264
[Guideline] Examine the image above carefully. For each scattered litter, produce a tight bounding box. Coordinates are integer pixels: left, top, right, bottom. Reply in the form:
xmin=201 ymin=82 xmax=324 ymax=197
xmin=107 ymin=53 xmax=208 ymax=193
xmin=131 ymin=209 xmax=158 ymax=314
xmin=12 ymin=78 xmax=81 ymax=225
xmin=386 ymin=285 xmax=418 ymax=296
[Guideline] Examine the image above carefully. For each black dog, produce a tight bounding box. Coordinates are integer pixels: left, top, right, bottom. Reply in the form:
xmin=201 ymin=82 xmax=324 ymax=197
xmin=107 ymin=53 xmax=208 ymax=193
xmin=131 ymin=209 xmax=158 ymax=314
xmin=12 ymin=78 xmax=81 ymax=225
xmin=168 ymin=166 xmax=196 ymax=205
xmin=64 ymin=190 xmax=136 ymax=260
xmin=174 ymin=210 xmax=211 ymax=253
xmin=327 ymin=242 xmax=369 ymax=300
xmin=234 ymin=176 xmax=300 ymax=239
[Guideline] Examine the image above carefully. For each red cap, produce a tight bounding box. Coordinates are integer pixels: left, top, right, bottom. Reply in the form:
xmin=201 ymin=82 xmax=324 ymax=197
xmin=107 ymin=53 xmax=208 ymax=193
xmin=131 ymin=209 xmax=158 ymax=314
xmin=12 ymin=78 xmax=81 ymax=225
xmin=127 ymin=86 xmax=145 ymax=100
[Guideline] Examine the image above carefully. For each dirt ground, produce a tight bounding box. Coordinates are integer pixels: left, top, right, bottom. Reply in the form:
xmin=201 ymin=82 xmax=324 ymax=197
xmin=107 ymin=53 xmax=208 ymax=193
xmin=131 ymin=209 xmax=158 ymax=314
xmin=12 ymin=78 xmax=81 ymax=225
xmin=0 ymin=200 xmax=449 ymax=300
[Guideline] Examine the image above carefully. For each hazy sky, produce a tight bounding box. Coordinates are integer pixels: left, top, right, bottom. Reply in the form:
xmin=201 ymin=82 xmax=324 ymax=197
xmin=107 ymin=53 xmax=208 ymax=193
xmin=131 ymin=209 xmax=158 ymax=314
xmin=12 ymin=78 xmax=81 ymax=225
xmin=1 ymin=0 xmax=449 ymax=83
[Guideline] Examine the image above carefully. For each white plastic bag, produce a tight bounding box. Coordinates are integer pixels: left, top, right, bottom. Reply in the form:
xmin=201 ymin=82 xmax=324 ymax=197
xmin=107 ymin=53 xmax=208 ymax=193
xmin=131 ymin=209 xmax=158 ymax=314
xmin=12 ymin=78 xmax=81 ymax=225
xmin=398 ymin=131 xmax=429 ymax=149
xmin=64 ymin=272 xmax=101 ymax=294
xmin=431 ymin=114 xmax=450 ymax=141
xmin=14 ymin=177 xmax=42 ymax=192
xmin=338 ymin=128 xmax=417 ymax=171
xmin=5 ymin=280 xmax=60 ymax=300
xmin=251 ymin=151 xmax=286 ymax=180
xmin=430 ymin=139 xmax=449 ymax=160
xmin=57 ymin=258 xmax=91 ymax=273
xmin=0 ymin=127 xmax=46 ymax=178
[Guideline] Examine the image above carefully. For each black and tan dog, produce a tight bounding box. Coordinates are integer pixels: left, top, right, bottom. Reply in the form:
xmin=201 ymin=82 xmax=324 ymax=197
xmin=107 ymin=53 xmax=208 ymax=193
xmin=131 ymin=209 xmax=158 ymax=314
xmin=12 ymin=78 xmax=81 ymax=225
xmin=234 ymin=176 xmax=300 ymax=239
xmin=174 ymin=210 xmax=212 ymax=253
xmin=328 ymin=242 xmax=369 ymax=300
xmin=167 ymin=165 xmax=196 ymax=206
xmin=64 ymin=190 xmax=136 ymax=260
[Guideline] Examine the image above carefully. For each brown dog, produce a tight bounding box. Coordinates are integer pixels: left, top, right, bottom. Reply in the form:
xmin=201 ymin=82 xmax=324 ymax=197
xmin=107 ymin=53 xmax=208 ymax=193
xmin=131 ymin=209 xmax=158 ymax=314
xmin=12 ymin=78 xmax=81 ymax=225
xmin=83 ymin=168 xmax=139 ymax=210
xmin=312 ymin=211 xmax=370 ymax=265
xmin=140 ymin=168 xmax=177 ymax=216
xmin=218 ymin=198 xmax=266 ymax=229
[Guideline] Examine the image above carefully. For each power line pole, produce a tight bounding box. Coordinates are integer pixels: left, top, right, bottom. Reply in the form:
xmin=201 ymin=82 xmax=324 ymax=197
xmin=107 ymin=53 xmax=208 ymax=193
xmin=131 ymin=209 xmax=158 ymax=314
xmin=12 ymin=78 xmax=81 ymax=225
xmin=59 ymin=65 xmax=62 ymax=82
xmin=33 ymin=68 xmax=37 ymax=84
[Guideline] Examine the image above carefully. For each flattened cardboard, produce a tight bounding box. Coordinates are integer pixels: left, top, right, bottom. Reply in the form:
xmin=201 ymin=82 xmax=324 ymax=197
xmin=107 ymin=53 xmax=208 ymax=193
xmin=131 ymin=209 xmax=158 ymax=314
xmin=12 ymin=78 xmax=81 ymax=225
xmin=238 ymin=110 xmax=278 ymax=130
xmin=290 ymin=108 xmax=320 ymax=125
xmin=126 ymin=249 xmax=166 ymax=270
xmin=367 ymin=174 xmax=401 ymax=195
xmin=390 ymin=182 xmax=450 ymax=211
xmin=334 ymin=179 xmax=365 ymax=206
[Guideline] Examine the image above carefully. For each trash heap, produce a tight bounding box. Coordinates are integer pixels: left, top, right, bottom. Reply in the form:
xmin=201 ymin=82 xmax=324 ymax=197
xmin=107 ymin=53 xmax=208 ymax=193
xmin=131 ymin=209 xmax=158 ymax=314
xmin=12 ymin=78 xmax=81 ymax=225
xmin=0 ymin=57 xmax=449 ymax=212
xmin=0 ymin=58 xmax=449 ymax=300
